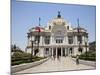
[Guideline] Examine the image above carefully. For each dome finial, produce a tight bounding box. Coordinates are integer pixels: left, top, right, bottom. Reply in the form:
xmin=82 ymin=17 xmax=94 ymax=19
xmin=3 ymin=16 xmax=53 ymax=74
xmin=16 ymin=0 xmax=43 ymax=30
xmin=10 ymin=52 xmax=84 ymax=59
xmin=57 ymin=11 xmax=61 ymax=18
xmin=39 ymin=17 xmax=41 ymax=26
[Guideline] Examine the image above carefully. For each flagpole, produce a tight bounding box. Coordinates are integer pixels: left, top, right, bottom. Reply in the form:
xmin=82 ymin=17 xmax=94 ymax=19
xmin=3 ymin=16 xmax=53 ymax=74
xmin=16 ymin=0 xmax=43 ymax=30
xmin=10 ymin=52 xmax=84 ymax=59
xmin=77 ymin=18 xmax=81 ymax=53
xmin=37 ymin=17 xmax=41 ymax=54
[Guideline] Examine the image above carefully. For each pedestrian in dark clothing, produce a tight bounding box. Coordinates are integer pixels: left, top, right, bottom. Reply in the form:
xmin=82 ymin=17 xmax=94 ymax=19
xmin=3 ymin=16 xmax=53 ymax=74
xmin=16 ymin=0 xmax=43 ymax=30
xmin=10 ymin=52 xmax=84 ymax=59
xmin=76 ymin=55 xmax=79 ymax=65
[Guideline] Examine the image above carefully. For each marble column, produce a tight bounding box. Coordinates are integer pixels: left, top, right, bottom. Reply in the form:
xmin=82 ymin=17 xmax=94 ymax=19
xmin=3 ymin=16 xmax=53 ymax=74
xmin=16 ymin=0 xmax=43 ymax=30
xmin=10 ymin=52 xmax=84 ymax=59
xmin=49 ymin=48 xmax=51 ymax=56
xmin=39 ymin=48 xmax=44 ymax=57
xmin=32 ymin=36 xmax=35 ymax=40
xmin=66 ymin=36 xmax=68 ymax=44
xmin=50 ymin=36 xmax=52 ymax=44
xmin=66 ymin=48 xmax=68 ymax=56
xmin=82 ymin=36 xmax=85 ymax=45
xmin=40 ymin=36 xmax=42 ymax=45
xmin=44 ymin=48 xmax=46 ymax=57
xmin=65 ymin=48 xmax=67 ymax=56
xmin=52 ymin=36 xmax=55 ymax=44
xmin=42 ymin=36 xmax=44 ymax=46
xmin=75 ymin=35 xmax=77 ymax=45
xmin=73 ymin=36 xmax=75 ymax=44
xmin=68 ymin=48 xmax=70 ymax=56
xmin=52 ymin=48 xmax=53 ymax=58
xmin=56 ymin=47 xmax=57 ymax=58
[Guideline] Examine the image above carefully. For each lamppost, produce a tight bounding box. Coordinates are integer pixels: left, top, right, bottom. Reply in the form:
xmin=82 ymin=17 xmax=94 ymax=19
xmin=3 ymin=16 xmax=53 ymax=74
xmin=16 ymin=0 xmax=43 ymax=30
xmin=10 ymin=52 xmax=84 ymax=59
xmin=37 ymin=27 xmax=40 ymax=54
xmin=30 ymin=32 xmax=34 ymax=62
xmin=78 ymin=41 xmax=81 ymax=52
xmin=30 ymin=41 xmax=34 ymax=61
xmin=35 ymin=17 xmax=41 ymax=56
xmin=34 ymin=40 xmax=38 ymax=56
xmin=85 ymin=41 xmax=88 ymax=60
xmin=77 ymin=18 xmax=81 ymax=54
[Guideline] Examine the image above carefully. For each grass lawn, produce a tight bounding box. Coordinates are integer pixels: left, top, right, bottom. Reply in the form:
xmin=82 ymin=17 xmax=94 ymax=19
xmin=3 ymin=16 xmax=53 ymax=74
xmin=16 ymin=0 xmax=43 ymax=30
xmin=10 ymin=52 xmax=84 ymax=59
xmin=71 ymin=51 xmax=96 ymax=61
xmin=11 ymin=52 xmax=46 ymax=66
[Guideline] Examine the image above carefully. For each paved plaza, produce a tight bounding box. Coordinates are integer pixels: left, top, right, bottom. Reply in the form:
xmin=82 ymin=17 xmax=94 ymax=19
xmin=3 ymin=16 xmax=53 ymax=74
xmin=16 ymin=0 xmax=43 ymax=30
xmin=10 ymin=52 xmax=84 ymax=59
xmin=14 ymin=57 xmax=95 ymax=74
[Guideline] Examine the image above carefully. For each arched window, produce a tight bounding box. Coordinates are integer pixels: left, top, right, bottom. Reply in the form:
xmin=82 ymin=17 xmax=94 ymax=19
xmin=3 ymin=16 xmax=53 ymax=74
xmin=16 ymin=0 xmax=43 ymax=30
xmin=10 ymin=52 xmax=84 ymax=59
xmin=67 ymin=26 xmax=69 ymax=30
xmin=68 ymin=36 xmax=73 ymax=44
xmin=69 ymin=48 xmax=73 ymax=54
xmin=77 ymin=35 xmax=82 ymax=44
xmin=45 ymin=48 xmax=49 ymax=55
xmin=44 ymin=36 xmax=50 ymax=44
xmin=49 ymin=26 xmax=51 ymax=30
xmin=78 ymin=47 xmax=83 ymax=53
xmin=54 ymin=30 xmax=64 ymax=44
xmin=35 ymin=35 xmax=40 ymax=43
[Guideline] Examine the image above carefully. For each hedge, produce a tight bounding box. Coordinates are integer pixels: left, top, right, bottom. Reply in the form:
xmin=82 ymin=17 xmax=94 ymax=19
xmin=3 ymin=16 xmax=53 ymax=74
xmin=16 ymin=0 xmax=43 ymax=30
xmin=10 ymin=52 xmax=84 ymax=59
xmin=79 ymin=51 xmax=96 ymax=61
xmin=11 ymin=52 xmax=45 ymax=66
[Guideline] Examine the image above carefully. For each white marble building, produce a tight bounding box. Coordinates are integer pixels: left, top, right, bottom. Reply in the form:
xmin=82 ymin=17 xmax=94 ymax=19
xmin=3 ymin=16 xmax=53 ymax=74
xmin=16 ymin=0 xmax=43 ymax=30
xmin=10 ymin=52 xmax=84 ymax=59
xmin=26 ymin=12 xmax=89 ymax=57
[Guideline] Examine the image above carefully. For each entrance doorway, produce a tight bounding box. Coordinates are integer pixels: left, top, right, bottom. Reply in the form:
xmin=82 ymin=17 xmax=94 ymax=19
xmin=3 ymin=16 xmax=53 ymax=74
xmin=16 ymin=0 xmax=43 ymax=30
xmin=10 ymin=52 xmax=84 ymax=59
xmin=51 ymin=47 xmax=69 ymax=58
xmin=57 ymin=48 xmax=61 ymax=56
xmin=63 ymin=48 xmax=65 ymax=56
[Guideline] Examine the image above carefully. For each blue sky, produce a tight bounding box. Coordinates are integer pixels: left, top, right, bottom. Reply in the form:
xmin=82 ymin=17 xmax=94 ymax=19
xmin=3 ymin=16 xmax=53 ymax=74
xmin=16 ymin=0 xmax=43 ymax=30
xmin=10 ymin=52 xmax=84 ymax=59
xmin=12 ymin=0 xmax=96 ymax=50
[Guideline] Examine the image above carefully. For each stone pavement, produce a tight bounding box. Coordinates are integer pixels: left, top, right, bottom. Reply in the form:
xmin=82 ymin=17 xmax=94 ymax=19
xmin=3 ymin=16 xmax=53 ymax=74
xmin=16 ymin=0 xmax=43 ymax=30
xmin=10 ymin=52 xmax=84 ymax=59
xmin=14 ymin=57 xmax=95 ymax=74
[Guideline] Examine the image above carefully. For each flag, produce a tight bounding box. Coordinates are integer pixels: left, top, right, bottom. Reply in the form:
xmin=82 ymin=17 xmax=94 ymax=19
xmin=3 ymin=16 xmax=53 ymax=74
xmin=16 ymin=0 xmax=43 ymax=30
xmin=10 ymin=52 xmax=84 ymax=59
xmin=39 ymin=17 xmax=41 ymax=26
xmin=77 ymin=18 xmax=80 ymax=33
xmin=35 ymin=26 xmax=41 ymax=32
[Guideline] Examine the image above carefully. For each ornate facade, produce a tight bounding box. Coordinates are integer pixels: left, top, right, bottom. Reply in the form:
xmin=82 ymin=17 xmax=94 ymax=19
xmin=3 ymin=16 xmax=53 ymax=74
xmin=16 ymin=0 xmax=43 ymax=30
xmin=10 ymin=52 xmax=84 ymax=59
xmin=26 ymin=12 xmax=89 ymax=57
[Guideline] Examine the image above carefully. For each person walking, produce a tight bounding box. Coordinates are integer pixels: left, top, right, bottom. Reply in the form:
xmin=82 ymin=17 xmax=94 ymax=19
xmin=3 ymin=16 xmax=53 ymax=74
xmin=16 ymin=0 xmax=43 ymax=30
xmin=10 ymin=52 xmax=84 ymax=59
xmin=76 ymin=55 xmax=79 ymax=65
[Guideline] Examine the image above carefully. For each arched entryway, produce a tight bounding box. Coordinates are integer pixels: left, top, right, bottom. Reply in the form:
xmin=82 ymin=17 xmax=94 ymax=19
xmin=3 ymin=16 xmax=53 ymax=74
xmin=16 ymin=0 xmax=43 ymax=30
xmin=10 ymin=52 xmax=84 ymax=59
xmin=62 ymin=48 xmax=65 ymax=56
xmin=51 ymin=47 xmax=70 ymax=58
xmin=69 ymin=48 xmax=73 ymax=55
xmin=57 ymin=48 xmax=61 ymax=56
xmin=78 ymin=47 xmax=83 ymax=53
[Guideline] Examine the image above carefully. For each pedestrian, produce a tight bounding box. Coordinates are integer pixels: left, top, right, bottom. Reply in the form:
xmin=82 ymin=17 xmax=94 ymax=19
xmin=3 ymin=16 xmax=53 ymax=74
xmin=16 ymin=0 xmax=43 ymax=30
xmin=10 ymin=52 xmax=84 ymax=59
xmin=76 ymin=55 xmax=79 ymax=65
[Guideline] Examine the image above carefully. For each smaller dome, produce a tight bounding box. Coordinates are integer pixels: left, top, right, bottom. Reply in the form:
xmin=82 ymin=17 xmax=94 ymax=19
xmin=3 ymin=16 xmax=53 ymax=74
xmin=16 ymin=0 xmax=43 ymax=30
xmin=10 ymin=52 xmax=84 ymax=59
xmin=51 ymin=11 xmax=66 ymax=25
xmin=73 ymin=27 xmax=87 ymax=32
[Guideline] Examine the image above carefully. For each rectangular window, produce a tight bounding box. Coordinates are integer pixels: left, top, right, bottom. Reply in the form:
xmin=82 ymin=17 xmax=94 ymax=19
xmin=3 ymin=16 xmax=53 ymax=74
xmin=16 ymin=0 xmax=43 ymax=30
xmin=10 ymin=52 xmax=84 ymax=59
xmin=45 ymin=36 xmax=50 ymax=44
xmin=77 ymin=35 xmax=82 ymax=44
xmin=67 ymin=26 xmax=69 ymax=30
xmin=56 ymin=39 xmax=63 ymax=43
xmin=35 ymin=35 xmax=40 ymax=43
xmin=45 ymin=48 xmax=49 ymax=55
xmin=68 ymin=36 xmax=73 ymax=44
xmin=49 ymin=26 xmax=51 ymax=30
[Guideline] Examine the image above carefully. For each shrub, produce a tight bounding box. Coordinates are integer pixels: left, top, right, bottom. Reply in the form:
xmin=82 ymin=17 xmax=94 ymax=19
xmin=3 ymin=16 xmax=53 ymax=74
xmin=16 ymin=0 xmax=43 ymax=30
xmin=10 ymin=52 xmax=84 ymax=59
xmin=79 ymin=51 xmax=96 ymax=61
xmin=11 ymin=52 xmax=46 ymax=66
xmin=12 ymin=60 xmax=24 ymax=66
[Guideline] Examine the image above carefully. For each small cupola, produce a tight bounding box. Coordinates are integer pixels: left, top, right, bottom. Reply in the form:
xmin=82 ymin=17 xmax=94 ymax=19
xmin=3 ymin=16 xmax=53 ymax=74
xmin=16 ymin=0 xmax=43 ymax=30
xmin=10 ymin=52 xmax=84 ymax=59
xmin=57 ymin=11 xmax=61 ymax=18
